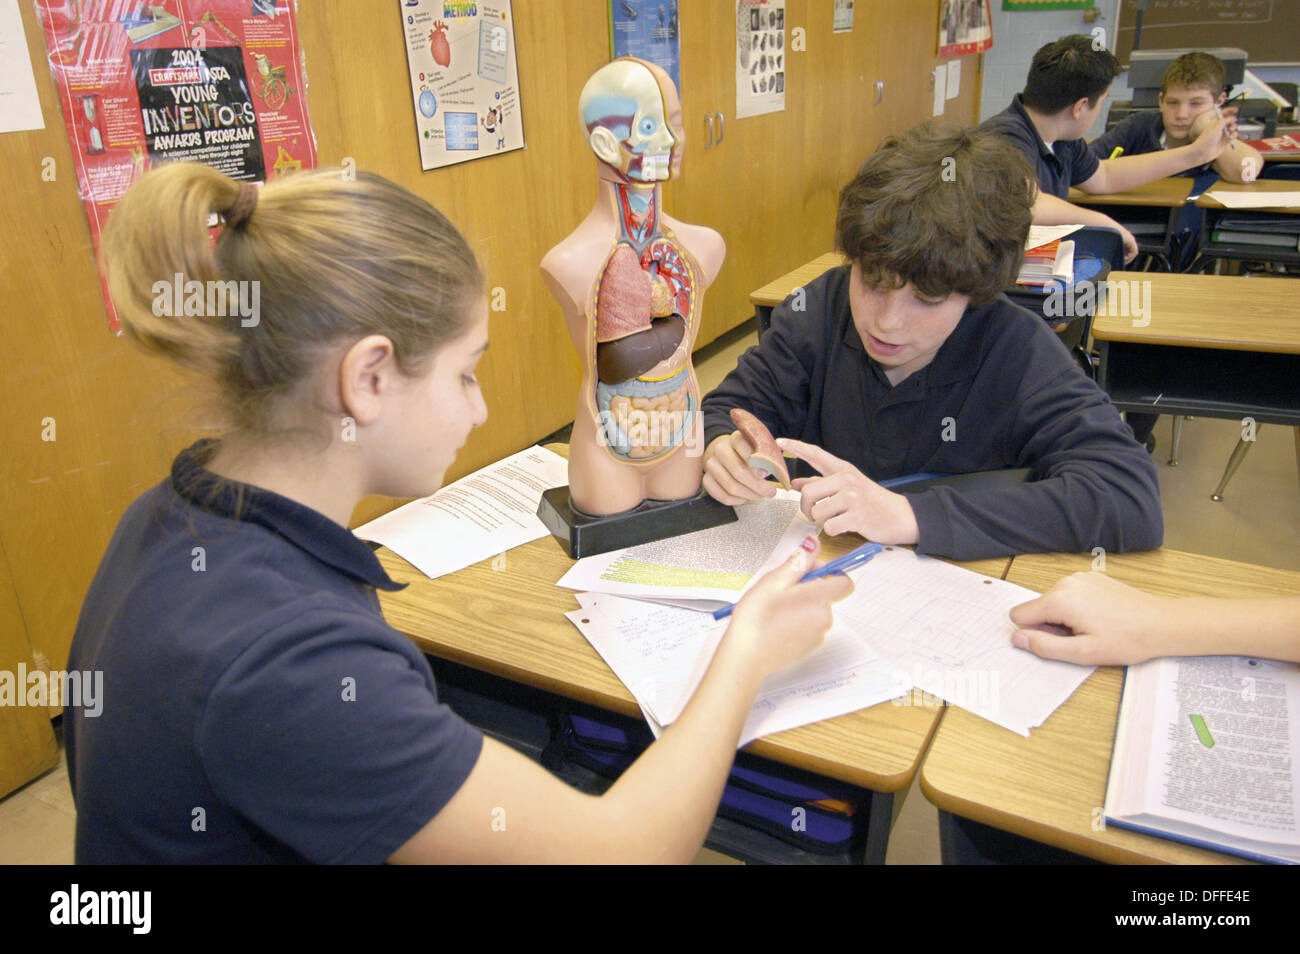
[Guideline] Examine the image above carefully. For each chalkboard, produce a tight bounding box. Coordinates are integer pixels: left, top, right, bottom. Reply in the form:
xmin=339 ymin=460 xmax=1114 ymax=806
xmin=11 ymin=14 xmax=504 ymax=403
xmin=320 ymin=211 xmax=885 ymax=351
xmin=1115 ymin=0 xmax=1298 ymax=67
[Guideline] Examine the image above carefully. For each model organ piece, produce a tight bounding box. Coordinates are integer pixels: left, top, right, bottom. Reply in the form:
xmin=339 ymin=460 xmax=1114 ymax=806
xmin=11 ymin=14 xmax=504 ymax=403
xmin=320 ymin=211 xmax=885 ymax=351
xmin=541 ymin=58 xmax=725 ymax=516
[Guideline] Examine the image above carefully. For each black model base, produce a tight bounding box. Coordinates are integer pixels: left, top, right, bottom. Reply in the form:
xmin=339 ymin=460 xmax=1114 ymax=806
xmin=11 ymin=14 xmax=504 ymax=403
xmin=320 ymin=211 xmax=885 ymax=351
xmin=537 ymin=486 xmax=738 ymax=559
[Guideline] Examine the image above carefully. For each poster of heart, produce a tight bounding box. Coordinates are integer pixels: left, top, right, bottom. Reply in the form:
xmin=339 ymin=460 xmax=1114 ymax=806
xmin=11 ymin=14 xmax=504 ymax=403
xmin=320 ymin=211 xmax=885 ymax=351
xmin=399 ymin=0 xmax=525 ymax=172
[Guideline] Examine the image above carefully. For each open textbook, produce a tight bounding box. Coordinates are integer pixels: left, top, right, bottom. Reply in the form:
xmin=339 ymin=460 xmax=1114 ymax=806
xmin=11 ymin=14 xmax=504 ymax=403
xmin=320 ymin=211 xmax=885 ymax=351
xmin=1105 ymin=655 xmax=1300 ymax=864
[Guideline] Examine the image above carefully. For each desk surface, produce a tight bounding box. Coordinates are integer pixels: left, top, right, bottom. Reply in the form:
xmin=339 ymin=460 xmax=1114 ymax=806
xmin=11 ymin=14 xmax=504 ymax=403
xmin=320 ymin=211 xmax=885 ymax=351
xmin=379 ymin=518 xmax=1010 ymax=793
xmin=749 ymin=252 xmax=846 ymax=308
xmin=1068 ymin=177 xmax=1193 ymax=208
xmin=1091 ymin=271 xmax=1300 ymax=353
xmin=1197 ymin=179 xmax=1300 ymax=214
xmin=921 ymin=548 xmax=1300 ymax=864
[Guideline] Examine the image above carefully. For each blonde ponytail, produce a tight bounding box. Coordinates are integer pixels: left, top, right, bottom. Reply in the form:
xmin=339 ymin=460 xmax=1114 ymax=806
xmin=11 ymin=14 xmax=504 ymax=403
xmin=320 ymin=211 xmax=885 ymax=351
xmin=100 ymin=163 xmax=483 ymax=441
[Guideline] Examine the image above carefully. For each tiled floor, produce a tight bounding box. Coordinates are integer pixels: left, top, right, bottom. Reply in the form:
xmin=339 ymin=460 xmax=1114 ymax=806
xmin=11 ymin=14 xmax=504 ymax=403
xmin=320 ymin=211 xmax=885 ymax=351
xmin=5 ymin=319 xmax=1297 ymax=864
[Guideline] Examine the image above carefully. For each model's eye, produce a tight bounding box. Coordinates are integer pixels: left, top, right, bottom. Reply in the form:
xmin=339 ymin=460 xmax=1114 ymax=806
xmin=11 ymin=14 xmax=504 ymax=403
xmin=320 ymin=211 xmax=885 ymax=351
xmin=462 ymin=374 xmax=478 ymax=387
xmin=638 ymin=117 xmax=657 ymax=136
xmin=915 ymin=295 xmax=945 ymax=307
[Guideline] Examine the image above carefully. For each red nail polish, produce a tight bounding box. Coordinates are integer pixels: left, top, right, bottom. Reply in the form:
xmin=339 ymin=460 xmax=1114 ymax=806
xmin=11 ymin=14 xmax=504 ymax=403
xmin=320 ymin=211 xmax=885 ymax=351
xmin=801 ymin=535 xmax=817 ymax=552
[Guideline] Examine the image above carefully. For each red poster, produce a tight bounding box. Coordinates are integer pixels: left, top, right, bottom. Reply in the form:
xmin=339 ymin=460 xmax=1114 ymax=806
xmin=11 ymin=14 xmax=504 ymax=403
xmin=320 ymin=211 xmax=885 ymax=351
xmin=35 ymin=0 xmax=317 ymax=332
xmin=937 ymin=0 xmax=993 ymax=59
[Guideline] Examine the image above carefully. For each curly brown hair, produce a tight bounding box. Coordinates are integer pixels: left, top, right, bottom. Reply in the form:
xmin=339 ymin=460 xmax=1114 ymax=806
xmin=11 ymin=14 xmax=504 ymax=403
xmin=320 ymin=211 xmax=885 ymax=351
xmin=1162 ymin=52 xmax=1226 ymax=96
xmin=835 ymin=121 xmax=1035 ymax=305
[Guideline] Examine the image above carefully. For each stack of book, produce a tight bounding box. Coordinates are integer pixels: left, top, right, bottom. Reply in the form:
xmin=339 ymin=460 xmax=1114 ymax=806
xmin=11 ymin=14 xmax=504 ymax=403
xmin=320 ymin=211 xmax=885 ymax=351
xmin=1016 ymin=238 xmax=1075 ymax=286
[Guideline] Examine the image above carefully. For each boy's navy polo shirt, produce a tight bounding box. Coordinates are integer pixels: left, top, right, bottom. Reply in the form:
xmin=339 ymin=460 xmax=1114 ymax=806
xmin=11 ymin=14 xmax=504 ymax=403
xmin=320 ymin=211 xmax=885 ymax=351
xmin=981 ymin=94 xmax=1100 ymax=198
xmin=701 ymin=266 xmax=1163 ymax=561
xmin=1088 ymin=111 xmax=1210 ymax=177
xmin=66 ymin=440 xmax=483 ymax=863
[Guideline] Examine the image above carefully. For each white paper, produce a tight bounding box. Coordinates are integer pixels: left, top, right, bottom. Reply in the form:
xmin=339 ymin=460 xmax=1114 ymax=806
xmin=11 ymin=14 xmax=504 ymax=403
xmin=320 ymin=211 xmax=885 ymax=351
xmin=946 ymin=59 xmax=960 ymax=99
xmin=1208 ymin=190 xmax=1300 ymax=209
xmin=1025 ymin=224 xmax=1084 ymax=249
xmin=736 ymin=0 xmax=786 ymax=120
xmin=837 ymin=548 xmax=1094 ymax=736
xmin=931 ymin=66 xmax=946 ymax=117
xmin=566 ymin=592 xmax=908 ymax=746
xmin=354 ymin=445 xmax=567 ymax=578
xmin=0 ymin=0 xmax=44 ymax=134
xmin=556 ymin=491 xmax=813 ymax=605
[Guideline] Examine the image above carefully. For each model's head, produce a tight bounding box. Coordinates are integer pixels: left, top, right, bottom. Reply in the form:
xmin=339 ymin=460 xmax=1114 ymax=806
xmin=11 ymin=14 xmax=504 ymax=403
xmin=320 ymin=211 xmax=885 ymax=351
xmin=1022 ymin=34 xmax=1120 ymax=115
xmin=1160 ymin=53 xmax=1228 ymax=141
xmin=579 ymin=57 xmax=682 ymax=182
xmin=835 ymin=120 xmax=1034 ymax=306
xmin=101 ymin=163 xmax=487 ymax=494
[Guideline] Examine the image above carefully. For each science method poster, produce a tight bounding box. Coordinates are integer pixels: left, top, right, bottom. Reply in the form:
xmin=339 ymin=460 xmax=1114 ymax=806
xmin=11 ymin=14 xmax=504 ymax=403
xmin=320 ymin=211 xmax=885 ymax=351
xmin=400 ymin=0 xmax=525 ymax=172
xmin=35 ymin=0 xmax=317 ymax=333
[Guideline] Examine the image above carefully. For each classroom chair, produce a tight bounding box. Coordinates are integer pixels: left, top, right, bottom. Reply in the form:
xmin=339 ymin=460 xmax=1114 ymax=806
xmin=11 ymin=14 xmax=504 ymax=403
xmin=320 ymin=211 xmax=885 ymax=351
xmin=1005 ymin=226 xmax=1126 ymax=380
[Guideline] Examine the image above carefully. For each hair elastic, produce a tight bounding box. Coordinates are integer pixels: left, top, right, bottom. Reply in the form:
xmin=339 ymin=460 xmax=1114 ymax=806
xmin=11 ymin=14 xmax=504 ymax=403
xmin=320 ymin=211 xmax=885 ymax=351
xmin=224 ymin=181 xmax=259 ymax=230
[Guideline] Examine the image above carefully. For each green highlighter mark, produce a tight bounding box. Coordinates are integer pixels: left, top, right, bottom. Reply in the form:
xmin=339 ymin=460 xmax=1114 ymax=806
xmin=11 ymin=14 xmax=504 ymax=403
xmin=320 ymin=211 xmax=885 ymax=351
xmin=1189 ymin=714 xmax=1215 ymax=748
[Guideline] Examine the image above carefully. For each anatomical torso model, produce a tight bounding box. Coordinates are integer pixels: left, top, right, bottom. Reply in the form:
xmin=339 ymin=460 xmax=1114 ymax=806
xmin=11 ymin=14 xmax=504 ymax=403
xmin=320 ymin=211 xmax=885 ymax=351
xmin=541 ymin=58 xmax=725 ymax=516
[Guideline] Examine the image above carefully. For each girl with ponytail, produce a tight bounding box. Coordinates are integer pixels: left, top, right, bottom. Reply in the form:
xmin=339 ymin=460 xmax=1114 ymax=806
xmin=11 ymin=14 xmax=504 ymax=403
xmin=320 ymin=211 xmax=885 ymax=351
xmin=67 ymin=163 xmax=849 ymax=864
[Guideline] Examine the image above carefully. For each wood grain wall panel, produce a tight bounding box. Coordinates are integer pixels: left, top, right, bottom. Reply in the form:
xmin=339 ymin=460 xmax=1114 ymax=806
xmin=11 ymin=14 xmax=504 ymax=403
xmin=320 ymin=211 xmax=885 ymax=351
xmin=0 ymin=1 xmax=974 ymax=682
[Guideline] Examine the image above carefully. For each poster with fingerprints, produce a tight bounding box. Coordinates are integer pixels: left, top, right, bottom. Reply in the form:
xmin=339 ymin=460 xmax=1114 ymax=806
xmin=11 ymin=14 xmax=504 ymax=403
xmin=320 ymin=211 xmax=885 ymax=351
xmin=400 ymin=0 xmax=525 ymax=171
xmin=736 ymin=0 xmax=784 ymax=119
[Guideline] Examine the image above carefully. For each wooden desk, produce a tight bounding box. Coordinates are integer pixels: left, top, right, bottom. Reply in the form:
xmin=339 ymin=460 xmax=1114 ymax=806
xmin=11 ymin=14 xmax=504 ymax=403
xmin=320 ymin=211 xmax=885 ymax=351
xmin=1067 ymin=177 xmax=1193 ymax=208
xmin=376 ymin=483 xmax=1010 ymax=862
xmin=1091 ymin=271 xmax=1300 ymax=426
xmin=1197 ymin=179 xmax=1300 ymax=215
xmin=1068 ymin=178 xmax=1194 ymax=268
xmin=749 ymin=252 xmax=846 ymax=334
xmin=379 ymin=529 xmax=1008 ymax=793
xmin=921 ymin=548 xmax=1300 ymax=864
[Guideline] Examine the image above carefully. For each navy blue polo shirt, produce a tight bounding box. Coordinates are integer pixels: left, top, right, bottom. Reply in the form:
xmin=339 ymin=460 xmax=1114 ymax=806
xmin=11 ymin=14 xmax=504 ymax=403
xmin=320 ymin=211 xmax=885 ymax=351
xmin=66 ymin=440 xmax=483 ymax=863
xmin=981 ymin=94 xmax=1100 ymax=198
xmin=701 ymin=266 xmax=1163 ymax=560
xmin=1088 ymin=111 xmax=1211 ymax=177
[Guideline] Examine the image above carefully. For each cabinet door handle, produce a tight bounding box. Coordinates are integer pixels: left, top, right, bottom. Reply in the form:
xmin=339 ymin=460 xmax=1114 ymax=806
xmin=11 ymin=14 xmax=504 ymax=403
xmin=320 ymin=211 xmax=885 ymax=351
xmin=703 ymin=113 xmax=715 ymax=148
xmin=713 ymin=111 xmax=724 ymax=144
xmin=874 ymin=80 xmax=884 ymax=105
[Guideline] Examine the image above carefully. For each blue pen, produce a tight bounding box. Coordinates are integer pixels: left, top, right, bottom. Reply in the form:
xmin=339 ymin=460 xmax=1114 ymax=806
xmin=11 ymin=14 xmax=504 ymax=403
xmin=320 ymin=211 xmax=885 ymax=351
xmin=712 ymin=542 xmax=884 ymax=620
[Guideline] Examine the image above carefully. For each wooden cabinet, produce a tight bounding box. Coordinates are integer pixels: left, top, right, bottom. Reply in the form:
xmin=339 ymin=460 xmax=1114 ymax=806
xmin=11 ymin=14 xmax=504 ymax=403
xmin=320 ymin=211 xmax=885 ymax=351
xmin=668 ymin=0 xmax=982 ymax=347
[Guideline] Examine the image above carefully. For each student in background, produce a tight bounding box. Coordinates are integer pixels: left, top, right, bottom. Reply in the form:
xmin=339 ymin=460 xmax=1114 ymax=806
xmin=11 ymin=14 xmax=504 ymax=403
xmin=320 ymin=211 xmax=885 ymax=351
xmin=1011 ymin=573 xmax=1300 ymax=666
xmin=699 ymin=121 xmax=1163 ymax=563
xmin=68 ymin=162 xmax=852 ymax=864
xmin=1088 ymin=52 xmax=1264 ymax=185
xmin=981 ymin=35 xmax=1235 ymax=265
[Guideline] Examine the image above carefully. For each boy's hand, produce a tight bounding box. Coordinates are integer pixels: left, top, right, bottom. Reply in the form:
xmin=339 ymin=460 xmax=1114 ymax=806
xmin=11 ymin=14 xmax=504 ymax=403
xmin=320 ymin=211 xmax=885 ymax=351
xmin=1117 ymin=222 xmax=1138 ymax=263
xmin=1009 ymin=572 xmax=1170 ymax=666
xmin=702 ymin=431 xmax=778 ymax=505
xmin=778 ymin=438 xmax=919 ymax=544
xmin=1191 ymin=112 xmax=1234 ymax=163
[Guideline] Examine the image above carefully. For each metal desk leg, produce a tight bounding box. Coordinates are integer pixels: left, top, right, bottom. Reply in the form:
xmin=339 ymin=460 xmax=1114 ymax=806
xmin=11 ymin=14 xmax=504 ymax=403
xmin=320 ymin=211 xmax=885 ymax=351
xmin=1211 ymin=432 xmax=1258 ymax=502
xmin=1294 ymin=427 xmax=1300 ymax=495
xmin=861 ymin=790 xmax=895 ymax=865
xmin=1168 ymin=415 xmax=1184 ymax=466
